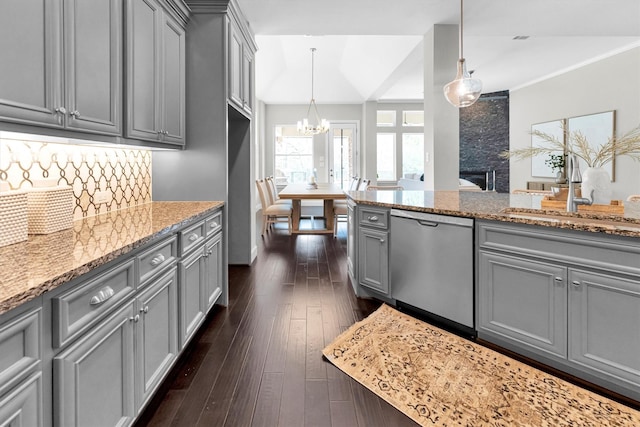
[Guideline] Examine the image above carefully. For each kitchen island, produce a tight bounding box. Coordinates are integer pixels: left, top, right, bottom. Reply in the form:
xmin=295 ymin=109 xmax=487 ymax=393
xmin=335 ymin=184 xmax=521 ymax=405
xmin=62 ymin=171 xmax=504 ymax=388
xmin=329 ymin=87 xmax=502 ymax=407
xmin=0 ymin=201 xmax=225 ymax=427
xmin=347 ymin=190 xmax=640 ymax=403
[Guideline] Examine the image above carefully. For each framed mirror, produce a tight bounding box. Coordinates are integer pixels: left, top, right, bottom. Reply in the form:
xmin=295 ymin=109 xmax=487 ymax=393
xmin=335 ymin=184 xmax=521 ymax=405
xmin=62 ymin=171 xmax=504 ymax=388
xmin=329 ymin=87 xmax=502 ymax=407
xmin=567 ymin=110 xmax=616 ymax=182
xmin=531 ymin=119 xmax=565 ymax=178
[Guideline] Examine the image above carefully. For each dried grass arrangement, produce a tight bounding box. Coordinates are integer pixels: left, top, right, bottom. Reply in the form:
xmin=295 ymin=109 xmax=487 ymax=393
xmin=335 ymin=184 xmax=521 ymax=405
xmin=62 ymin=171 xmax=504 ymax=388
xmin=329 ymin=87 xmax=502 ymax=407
xmin=501 ymin=124 xmax=640 ymax=168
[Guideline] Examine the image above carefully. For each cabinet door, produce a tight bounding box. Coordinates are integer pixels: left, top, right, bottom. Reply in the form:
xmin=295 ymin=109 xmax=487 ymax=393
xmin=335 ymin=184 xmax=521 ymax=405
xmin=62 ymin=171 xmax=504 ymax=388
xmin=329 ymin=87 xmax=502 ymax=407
xmin=178 ymin=247 xmax=206 ymax=348
xmin=126 ymin=0 xmax=162 ymax=142
xmin=358 ymin=227 xmax=389 ymax=295
xmin=64 ymin=0 xmax=122 ymax=135
xmin=242 ymin=49 xmax=253 ymax=114
xmin=478 ymin=252 xmax=567 ymax=359
xmin=54 ymin=301 xmax=135 ymax=427
xmin=135 ymin=268 xmax=178 ymax=410
xmin=160 ymin=13 xmax=185 ymax=145
xmin=0 ymin=0 xmax=63 ymax=128
xmin=569 ymin=269 xmax=640 ymax=387
xmin=228 ymin=23 xmax=243 ymax=107
xmin=0 ymin=373 xmax=43 ymax=427
xmin=204 ymin=233 xmax=223 ymax=310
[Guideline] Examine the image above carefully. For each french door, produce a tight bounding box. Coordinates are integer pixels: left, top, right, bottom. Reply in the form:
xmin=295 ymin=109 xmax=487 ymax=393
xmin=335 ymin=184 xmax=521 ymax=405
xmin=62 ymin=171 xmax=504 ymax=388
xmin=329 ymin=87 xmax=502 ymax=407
xmin=328 ymin=122 xmax=359 ymax=189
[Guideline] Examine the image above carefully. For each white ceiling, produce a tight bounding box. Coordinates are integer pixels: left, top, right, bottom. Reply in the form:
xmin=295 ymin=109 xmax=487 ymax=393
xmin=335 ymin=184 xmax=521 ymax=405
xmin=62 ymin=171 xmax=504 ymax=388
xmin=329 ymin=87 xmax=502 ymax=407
xmin=235 ymin=0 xmax=640 ymax=104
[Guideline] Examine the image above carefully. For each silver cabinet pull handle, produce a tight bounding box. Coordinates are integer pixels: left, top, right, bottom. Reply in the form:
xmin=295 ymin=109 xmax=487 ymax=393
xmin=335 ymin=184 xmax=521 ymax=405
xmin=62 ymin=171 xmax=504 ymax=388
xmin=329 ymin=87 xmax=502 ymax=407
xmin=572 ymin=280 xmax=581 ymax=287
xmin=367 ymin=215 xmax=379 ymax=222
xmin=150 ymin=254 xmax=166 ymax=267
xmin=210 ymin=222 xmax=218 ymax=228
xmin=554 ymin=277 xmax=563 ymax=282
xmin=70 ymin=110 xmax=80 ymax=118
xmin=90 ymin=286 xmax=115 ymax=305
xmin=188 ymin=233 xmax=199 ymax=242
xmin=379 ymin=238 xmax=385 ymax=243
xmin=55 ymin=107 xmax=67 ymax=114
xmin=140 ymin=306 xmax=149 ymax=314
xmin=130 ymin=314 xmax=140 ymax=322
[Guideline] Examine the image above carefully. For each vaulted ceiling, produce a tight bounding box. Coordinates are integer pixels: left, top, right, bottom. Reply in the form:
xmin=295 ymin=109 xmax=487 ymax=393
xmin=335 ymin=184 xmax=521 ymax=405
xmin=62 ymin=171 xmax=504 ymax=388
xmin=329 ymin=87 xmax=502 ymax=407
xmin=235 ymin=0 xmax=640 ymax=104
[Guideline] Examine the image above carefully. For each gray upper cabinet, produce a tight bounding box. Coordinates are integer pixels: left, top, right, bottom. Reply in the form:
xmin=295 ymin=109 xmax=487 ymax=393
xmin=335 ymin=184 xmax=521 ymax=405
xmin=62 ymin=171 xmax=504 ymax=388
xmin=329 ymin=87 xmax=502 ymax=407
xmin=228 ymin=18 xmax=254 ymax=116
xmin=126 ymin=0 xmax=186 ymax=146
xmin=0 ymin=0 xmax=122 ymax=135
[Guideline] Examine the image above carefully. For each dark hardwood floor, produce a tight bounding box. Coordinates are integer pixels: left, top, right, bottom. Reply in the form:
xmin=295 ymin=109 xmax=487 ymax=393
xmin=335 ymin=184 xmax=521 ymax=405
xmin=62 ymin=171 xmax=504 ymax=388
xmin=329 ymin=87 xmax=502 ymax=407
xmin=135 ymin=222 xmax=419 ymax=426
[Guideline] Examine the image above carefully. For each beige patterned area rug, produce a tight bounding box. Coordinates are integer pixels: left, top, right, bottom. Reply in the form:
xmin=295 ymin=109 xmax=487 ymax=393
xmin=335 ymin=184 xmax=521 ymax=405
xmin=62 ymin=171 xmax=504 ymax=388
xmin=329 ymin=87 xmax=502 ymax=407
xmin=322 ymin=304 xmax=640 ymax=426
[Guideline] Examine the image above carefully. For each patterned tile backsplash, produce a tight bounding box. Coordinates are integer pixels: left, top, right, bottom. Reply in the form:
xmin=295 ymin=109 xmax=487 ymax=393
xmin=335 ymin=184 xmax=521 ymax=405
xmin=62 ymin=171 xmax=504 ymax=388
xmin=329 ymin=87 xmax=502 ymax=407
xmin=0 ymin=134 xmax=152 ymax=220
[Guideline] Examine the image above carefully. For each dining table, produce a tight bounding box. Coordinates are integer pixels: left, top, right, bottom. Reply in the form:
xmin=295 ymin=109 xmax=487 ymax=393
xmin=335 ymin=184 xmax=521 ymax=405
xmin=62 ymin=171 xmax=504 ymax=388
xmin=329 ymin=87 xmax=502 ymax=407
xmin=277 ymin=182 xmax=347 ymax=234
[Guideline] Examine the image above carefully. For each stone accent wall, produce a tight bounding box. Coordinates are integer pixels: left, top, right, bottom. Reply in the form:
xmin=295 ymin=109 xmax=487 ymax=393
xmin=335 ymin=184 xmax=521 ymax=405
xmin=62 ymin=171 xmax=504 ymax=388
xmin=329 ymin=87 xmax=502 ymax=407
xmin=460 ymin=91 xmax=510 ymax=193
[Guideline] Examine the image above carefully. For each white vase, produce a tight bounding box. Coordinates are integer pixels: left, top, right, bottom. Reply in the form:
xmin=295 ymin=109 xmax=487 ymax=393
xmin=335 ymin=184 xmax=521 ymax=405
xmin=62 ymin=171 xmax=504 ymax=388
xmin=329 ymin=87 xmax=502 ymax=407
xmin=581 ymin=167 xmax=612 ymax=205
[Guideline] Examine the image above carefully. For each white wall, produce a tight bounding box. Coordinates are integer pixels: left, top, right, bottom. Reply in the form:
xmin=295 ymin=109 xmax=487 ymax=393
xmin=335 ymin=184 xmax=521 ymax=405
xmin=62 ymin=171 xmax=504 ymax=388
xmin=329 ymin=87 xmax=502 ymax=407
xmin=510 ymin=46 xmax=640 ymax=200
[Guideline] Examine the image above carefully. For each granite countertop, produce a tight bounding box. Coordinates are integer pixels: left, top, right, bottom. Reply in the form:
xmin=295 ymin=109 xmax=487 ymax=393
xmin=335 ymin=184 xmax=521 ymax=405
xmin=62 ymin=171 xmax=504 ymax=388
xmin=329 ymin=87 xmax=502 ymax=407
xmin=347 ymin=190 xmax=640 ymax=239
xmin=0 ymin=201 xmax=224 ymax=316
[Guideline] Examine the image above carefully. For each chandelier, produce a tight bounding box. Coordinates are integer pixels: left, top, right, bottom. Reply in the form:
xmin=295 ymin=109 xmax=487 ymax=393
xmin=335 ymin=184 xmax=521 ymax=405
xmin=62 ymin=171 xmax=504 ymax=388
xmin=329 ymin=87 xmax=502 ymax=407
xmin=443 ymin=0 xmax=482 ymax=107
xmin=297 ymin=48 xmax=330 ymax=135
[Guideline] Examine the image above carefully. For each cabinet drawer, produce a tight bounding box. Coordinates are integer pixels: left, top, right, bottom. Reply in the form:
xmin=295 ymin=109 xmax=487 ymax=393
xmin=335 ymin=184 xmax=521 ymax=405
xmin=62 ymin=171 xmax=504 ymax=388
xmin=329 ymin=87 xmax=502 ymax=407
xmin=359 ymin=207 xmax=389 ymax=230
xmin=52 ymin=259 xmax=135 ymax=349
xmin=205 ymin=211 xmax=223 ymax=237
xmin=180 ymin=220 xmax=206 ymax=255
xmin=138 ymin=236 xmax=177 ymax=285
xmin=0 ymin=308 xmax=40 ymax=397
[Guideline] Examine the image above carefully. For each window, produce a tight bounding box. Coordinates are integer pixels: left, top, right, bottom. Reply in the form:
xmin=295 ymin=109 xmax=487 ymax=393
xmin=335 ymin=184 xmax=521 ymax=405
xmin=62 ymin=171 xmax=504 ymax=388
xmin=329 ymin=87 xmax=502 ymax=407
xmin=402 ymin=133 xmax=424 ymax=177
xmin=377 ymin=110 xmax=396 ymax=127
xmin=376 ymin=133 xmax=395 ymax=180
xmin=402 ymin=110 xmax=424 ymax=126
xmin=274 ymin=126 xmax=313 ymax=184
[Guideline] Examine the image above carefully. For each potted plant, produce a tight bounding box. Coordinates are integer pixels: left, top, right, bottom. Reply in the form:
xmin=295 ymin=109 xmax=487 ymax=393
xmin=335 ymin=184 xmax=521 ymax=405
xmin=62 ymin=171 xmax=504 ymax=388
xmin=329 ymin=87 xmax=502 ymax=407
xmin=544 ymin=153 xmax=566 ymax=184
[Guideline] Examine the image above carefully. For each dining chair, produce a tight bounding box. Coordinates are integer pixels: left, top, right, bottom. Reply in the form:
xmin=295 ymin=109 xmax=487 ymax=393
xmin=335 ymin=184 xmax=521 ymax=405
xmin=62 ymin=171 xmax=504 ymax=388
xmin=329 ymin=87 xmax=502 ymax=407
xmin=256 ymin=179 xmax=292 ymax=235
xmin=348 ymin=176 xmax=361 ymax=191
xmin=265 ymin=176 xmax=291 ymax=206
xmin=357 ymin=179 xmax=370 ymax=191
xmin=333 ymin=201 xmax=347 ymax=237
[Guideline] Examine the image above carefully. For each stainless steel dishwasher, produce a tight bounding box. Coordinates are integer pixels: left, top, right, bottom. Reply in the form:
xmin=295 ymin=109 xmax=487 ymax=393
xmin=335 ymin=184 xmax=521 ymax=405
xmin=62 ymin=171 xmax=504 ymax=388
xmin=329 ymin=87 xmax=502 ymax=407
xmin=390 ymin=209 xmax=474 ymax=331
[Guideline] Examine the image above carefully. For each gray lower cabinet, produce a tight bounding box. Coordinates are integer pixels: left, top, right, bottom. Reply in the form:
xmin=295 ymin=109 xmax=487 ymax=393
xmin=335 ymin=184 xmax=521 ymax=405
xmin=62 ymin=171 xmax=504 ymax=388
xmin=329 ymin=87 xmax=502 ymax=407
xmin=178 ymin=215 xmax=224 ymax=348
xmin=204 ymin=232 xmax=223 ymax=310
xmin=134 ymin=268 xmax=178 ymax=410
xmin=568 ymin=268 xmax=640 ymax=391
xmin=358 ymin=227 xmax=390 ymax=295
xmin=478 ymin=252 xmax=567 ymax=360
xmin=477 ymin=220 xmax=640 ymax=401
xmin=0 ymin=304 xmax=43 ymax=427
xmin=54 ymin=300 xmax=136 ymax=427
xmin=347 ymin=200 xmax=356 ymax=289
xmin=356 ymin=206 xmax=390 ymax=296
xmin=178 ymin=246 xmax=207 ymax=347
xmin=0 ymin=372 xmax=43 ymax=427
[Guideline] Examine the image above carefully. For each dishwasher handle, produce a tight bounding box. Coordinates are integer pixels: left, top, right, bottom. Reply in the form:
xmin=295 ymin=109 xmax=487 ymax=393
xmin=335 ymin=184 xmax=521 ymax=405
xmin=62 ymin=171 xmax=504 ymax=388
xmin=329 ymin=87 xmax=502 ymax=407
xmin=417 ymin=220 xmax=439 ymax=227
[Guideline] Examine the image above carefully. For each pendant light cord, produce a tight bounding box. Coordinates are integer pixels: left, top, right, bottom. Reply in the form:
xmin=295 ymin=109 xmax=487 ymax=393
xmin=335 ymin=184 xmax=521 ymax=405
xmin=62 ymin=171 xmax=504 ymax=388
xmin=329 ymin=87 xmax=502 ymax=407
xmin=459 ymin=0 xmax=464 ymax=59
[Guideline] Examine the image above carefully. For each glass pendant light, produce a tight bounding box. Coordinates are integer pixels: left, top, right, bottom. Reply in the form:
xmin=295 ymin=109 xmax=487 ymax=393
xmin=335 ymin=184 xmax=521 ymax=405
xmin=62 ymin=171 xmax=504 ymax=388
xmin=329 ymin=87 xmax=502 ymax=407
xmin=443 ymin=0 xmax=482 ymax=107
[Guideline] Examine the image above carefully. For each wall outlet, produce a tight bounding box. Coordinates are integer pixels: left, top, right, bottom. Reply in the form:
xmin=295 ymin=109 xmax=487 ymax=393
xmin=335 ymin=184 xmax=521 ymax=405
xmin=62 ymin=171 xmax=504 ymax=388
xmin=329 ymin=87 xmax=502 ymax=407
xmin=95 ymin=190 xmax=110 ymax=204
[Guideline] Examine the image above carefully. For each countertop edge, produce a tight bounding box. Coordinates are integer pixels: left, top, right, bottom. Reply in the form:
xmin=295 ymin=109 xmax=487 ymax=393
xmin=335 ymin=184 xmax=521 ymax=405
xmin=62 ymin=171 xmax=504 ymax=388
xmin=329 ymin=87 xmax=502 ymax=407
xmin=0 ymin=201 xmax=224 ymax=316
xmin=348 ymin=194 xmax=640 ymax=239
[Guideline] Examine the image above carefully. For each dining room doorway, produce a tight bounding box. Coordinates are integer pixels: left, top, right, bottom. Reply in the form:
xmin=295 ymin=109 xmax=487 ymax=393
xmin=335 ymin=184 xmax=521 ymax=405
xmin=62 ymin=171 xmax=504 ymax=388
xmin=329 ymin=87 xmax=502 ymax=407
xmin=328 ymin=122 xmax=359 ymax=190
